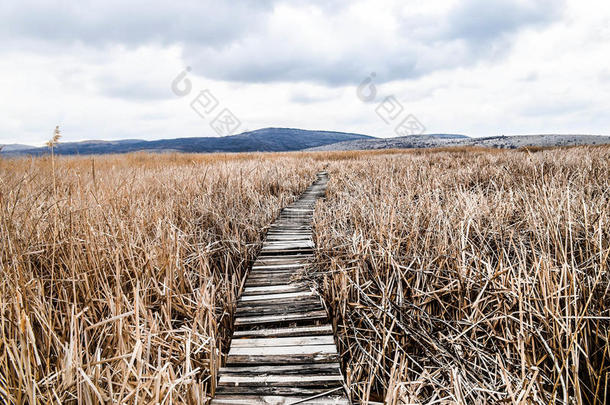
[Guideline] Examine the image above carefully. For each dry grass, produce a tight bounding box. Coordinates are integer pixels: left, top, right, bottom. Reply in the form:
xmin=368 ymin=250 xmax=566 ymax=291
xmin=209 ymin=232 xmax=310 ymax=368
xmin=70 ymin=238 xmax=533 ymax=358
xmin=313 ymin=146 xmax=610 ymax=404
xmin=0 ymin=152 xmax=320 ymax=403
xmin=2 ymin=146 xmax=608 ymax=404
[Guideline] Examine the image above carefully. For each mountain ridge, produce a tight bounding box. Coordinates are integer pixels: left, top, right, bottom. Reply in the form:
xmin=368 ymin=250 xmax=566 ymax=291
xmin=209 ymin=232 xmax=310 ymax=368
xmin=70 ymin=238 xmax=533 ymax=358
xmin=306 ymin=133 xmax=610 ymax=151
xmin=1 ymin=128 xmax=373 ymax=156
xmin=3 ymin=130 xmax=610 ymax=156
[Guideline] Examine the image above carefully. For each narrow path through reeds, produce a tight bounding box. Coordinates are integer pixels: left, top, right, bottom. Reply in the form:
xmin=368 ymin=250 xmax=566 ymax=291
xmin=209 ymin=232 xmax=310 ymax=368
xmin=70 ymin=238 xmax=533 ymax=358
xmin=212 ymin=171 xmax=350 ymax=405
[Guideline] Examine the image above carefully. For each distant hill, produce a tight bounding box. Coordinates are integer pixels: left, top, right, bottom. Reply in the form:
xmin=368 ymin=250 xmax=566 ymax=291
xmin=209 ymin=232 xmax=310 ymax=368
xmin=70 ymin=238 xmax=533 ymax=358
xmin=307 ymin=134 xmax=610 ymax=151
xmin=0 ymin=144 xmax=36 ymax=152
xmin=4 ymin=130 xmax=609 ymax=156
xmin=1 ymin=128 xmax=373 ymax=156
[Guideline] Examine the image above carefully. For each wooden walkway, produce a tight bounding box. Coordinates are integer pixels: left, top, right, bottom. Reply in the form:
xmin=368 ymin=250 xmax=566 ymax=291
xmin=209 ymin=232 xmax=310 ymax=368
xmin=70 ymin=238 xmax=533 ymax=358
xmin=211 ymin=172 xmax=350 ymax=405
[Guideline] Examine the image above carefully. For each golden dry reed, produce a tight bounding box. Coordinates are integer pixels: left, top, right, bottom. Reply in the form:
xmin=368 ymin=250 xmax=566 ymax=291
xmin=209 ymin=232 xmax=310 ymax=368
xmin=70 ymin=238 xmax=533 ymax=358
xmin=0 ymin=152 xmax=320 ymax=403
xmin=313 ymin=146 xmax=610 ymax=404
xmin=1 ymin=146 xmax=608 ymax=404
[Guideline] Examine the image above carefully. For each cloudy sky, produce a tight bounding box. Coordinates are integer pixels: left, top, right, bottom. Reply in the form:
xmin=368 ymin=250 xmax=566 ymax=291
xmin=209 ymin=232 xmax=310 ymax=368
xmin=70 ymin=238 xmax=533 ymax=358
xmin=1 ymin=0 xmax=609 ymax=145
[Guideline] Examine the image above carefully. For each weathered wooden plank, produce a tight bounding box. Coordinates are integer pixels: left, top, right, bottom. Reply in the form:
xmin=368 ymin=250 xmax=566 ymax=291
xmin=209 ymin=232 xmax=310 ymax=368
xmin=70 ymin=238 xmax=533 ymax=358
xmin=251 ymin=263 xmax=309 ymax=268
xmin=242 ymin=285 xmax=309 ymax=295
xmin=226 ymin=352 xmax=340 ymax=366
xmin=268 ymin=229 xmax=311 ymax=232
xmin=247 ymin=269 xmax=302 ymax=276
xmin=239 ymin=291 xmax=313 ymax=302
xmin=218 ymin=374 xmax=343 ymax=387
xmin=259 ymin=249 xmax=314 ymax=256
xmin=247 ymin=273 xmax=304 ymax=280
xmin=229 ymin=344 xmax=337 ymax=357
xmin=251 ymin=270 xmax=303 ymax=276
xmin=232 ymin=324 xmax=333 ymax=338
xmin=252 ymin=260 xmax=312 ymax=266
xmin=267 ymin=226 xmax=312 ymax=229
xmin=236 ymin=296 xmax=324 ymax=310
xmin=244 ymin=276 xmax=300 ymax=285
xmin=266 ymin=234 xmax=312 ymax=239
xmin=243 ymin=269 xmax=298 ymax=279
xmin=265 ymin=236 xmax=312 ymax=240
xmin=263 ymin=239 xmax=314 ymax=248
xmin=237 ymin=295 xmax=320 ymax=308
xmin=259 ymin=246 xmax=314 ymax=251
xmin=235 ymin=303 xmax=323 ymax=317
xmin=211 ymin=395 xmax=349 ymax=405
xmin=245 ymin=276 xmax=300 ymax=283
xmin=237 ymin=294 xmax=320 ymax=306
xmin=270 ymin=220 xmax=313 ymax=224
xmin=262 ymin=241 xmax=313 ymax=246
xmin=263 ymin=239 xmax=313 ymax=244
xmin=251 ymin=260 xmax=310 ymax=266
xmin=266 ymin=229 xmax=312 ymax=233
xmin=249 ymin=269 xmax=306 ymax=276
xmin=218 ymin=363 xmax=341 ymax=375
xmin=253 ymin=254 xmax=314 ymax=261
xmin=234 ymin=309 xmax=327 ymax=326
xmin=264 ymin=237 xmax=312 ymax=242
xmin=246 ymin=274 xmax=303 ymax=281
xmin=236 ymin=300 xmax=323 ymax=315
xmin=269 ymin=227 xmax=312 ymax=231
xmin=268 ymin=223 xmax=312 ymax=227
xmin=245 ymin=273 xmax=300 ymax=279
xmin=215 ymin=384 xmax=343 ymax=396
xmin=248 ymin=269 xmax=306 ymax=276
xmin=230 ymin=336 xmax=335 ymax=348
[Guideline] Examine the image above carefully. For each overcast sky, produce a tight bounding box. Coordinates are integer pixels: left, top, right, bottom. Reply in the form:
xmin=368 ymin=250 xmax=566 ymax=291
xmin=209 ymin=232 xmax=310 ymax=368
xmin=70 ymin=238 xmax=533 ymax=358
xmin=1 ymin=0 xmax=609 ymax=145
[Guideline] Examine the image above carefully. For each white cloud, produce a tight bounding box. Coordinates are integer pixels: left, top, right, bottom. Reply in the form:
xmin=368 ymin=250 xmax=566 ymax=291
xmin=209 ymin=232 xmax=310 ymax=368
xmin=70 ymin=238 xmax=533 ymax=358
xmin=184 ymin=0 xmax=562 ymax=85
xmin=0 ymin=0 xmax=609 ymax=145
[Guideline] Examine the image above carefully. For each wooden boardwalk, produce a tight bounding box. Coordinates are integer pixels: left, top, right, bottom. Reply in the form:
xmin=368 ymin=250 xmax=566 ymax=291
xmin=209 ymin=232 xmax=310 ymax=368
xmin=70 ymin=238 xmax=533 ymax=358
xmin=211 ymin=172 xmax=350 ymax=405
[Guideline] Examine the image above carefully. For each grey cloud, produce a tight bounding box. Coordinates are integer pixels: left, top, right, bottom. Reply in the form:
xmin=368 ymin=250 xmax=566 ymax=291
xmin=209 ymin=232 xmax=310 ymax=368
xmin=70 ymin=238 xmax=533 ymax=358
xmin=290 ymin=88 xmax=343 ymax=104
xmin=1 ymin=0 xmax=565 ymax=87
xmin=182 ymin=28 xmax=427 ymax=87
xmin=184 ymin=35 xmax=454 ymax=86
xmin=98 ymin=79 xmax=172 ymax=101
xmin=0 ymin=0 xmax=274 ymax=47
xmin=183 ymin=1 xmax=564 ymax=86
xmin=187 ymin=50 xmax=377 ymax=86
xmin=446 ymin=0 xmax=564 ymax=43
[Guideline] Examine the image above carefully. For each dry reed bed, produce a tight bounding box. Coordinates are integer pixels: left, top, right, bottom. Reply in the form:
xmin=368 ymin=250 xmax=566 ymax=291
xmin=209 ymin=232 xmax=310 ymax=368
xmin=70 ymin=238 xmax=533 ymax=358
xmin=0 ymin=153 xmax=319 ymax=404
xmin=313 ymin=147 xmax=609 ymax=404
